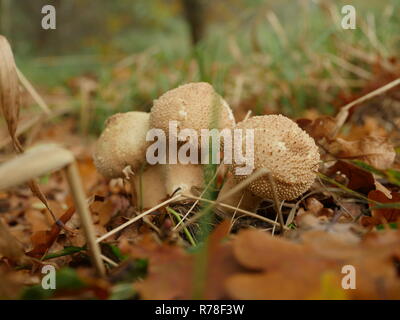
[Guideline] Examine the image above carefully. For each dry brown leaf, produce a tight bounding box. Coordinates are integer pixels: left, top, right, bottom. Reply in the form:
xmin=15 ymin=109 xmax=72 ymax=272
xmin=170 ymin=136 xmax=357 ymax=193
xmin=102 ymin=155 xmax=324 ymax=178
xmin=226 ymin=266 xmax=343 ymax=300
xmin=232 ymin=229 xmax=306 ymax=271
xmin=228 ymin=230 xmax=344 ymax=299
xmin=25 ymin=209 xmax=49 ymax=233
xmin=328 ymin=136 xmax=396 ymax=170
xmin=0 ymin=218 xmax=31 ymax=265
xmin=124 ymin=221 xmax=244 ymax=299
xmin=344 ymin=117 xmax=389 ymax=140
xmin=126 ymin=234 xmax=193 ymax=299
xmin=327 ymin=160 xmax=375 ymax=194
xmin=26 ymin=205 xmax=75 ymax=258
xmin=296 ymin=116 xmax=337 ymax=142
xmin=226 ymin=229 xmax=400 ymax=299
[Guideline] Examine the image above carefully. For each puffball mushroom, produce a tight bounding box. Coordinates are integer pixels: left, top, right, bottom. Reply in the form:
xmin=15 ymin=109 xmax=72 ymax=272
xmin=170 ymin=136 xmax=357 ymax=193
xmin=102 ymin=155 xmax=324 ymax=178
xmin=150 ymin=82 xmax=235 ymax=196
xmin=94 ymin=112 xmax=167 ymax=208
xmin=93 ymin=111 xmax=150 ymax=179
xmin=232 ymin=115 xmax=320 ymax=201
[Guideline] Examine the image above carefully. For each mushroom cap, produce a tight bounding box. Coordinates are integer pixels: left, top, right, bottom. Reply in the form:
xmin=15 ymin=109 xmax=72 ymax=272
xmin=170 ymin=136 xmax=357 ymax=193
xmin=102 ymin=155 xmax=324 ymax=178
xmin=93 ymin=111 xmax=150 ymax=179
xmin=232 ymin=115 xmax=320 ymax=200
xmin=150 ymin=82 xmax=235 ymax=139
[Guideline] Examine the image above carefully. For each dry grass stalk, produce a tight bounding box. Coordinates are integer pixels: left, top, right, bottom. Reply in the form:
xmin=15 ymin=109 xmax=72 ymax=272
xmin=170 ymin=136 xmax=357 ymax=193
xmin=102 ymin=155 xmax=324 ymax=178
xmin=266 ymin=172 xmax=285 ymax=233
xmin=173 ymin=164 xmax=223 ymax=230
xmin=0 ymin=35 xmax=20 ymax=148
xmin=96 ymin=194 xmax=182 ymax=243
xmin=65 ymin=162 xmax=106 ymax=276
xmin=333 ymin=78 xmax=400 ymax=137
xmin=217 ymin=168 xmax=269 ymax=203
xmin=0 ymin=106 xmax=71 ymax=151
xmin=265 ymin=10 xmax=288 ymax=48
xmin=180 ymin=193 xmax=289 ymax=231
xmin=16 ymin=67 xmax=51 ymax=115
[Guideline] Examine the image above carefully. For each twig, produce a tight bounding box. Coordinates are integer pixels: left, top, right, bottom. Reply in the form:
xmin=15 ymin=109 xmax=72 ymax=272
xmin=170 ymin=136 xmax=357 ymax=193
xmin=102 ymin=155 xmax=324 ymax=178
xmin=16 ymin=67 xmax=51 ymax=115
xmin=173 ymin=164 xmax=222 ymax=230
xmin=167 ymin=207 xmax=196 ymax=246
xmin=0 ymin=106 xmax=72 ymax=151
xmin=266 ymin=172 xmax=285 ymax=234
xmin=181 ymin=193 xmax=289 ymax=231
xmin=101 ymin=254 xmax=118 ymax=267
xmin=333 ymin=78 xmax=400 ymax=137
xmin=217 ymin=168 xmax=269 ymax=203
xmin=65 ymin=162 xmax=105 ymax=276
xmin=96 ymin=194 xmax=182 ymax=243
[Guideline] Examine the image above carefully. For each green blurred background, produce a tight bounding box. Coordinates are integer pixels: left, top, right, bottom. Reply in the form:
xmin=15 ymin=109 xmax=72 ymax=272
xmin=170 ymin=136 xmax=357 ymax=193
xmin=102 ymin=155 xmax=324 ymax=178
xmin=1 ymin=0 xmax=399 ymax=133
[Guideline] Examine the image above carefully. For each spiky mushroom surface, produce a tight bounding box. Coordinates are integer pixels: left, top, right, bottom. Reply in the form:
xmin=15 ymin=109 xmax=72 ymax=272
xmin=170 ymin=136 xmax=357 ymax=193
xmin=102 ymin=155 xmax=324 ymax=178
xmin=150 ymin=82 xmax=235 ymax=139
xmin=93 ymin=112 xmax=150 ymax=179
xmin=232 ymin=115 xmax=320 ymax=201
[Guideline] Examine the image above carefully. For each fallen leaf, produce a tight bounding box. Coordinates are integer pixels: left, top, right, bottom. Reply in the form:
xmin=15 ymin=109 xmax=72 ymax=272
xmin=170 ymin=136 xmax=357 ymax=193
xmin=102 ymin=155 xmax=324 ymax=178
xmin=125 ymin=221 xmax=244 ymax=299
xmin=26 ymin=206 xmax=75 ymax=258
xmin=296 ymin=116 xmax=337 ymax=142
xmin=0 ymin=218 xmax=31 ymax=265
xmin=327 ymin=160 xmax=375 ymax=194
xmin=368 ymin=190 xmax=400 ymax=223
xmin=328 ymin=136 xmax=396 ymax=170
xmin=226 ymin=228 xmax=400 ymax=299
xmin=374 ymin=180 xmax=392 ymax=199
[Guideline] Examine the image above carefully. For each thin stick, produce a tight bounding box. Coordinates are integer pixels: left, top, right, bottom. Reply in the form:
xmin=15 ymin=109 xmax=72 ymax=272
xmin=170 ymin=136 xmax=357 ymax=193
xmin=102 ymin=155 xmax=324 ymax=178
xmin=0 ymin=106 xmax=71 ymax=151
xmin=328 ymin=53 xmax=371 ymax=80
xmin=16 ymin=68 xmax=51 ymax=115
xmin=266 ymin=10 xmax=288 ymax=47
xmin=96 ymin=194 xmax=182 ymax=243
xmin=217 ymin=168 xmax=269 ymax=203
xmin=101 ymin=254 xmax=118 ymax=267
xmin=243 ymin=110 xmax=252 ymax=121
xmin=173 ymin=164 xmax=222 ymax=230
xmin=65 ymin=162 xmax=105 ymax=277
xmin=333 ymin=78 xmax=400 ymax=137
xmin=181 ymin=193 xmax=289 ymax=230
xmin=266 ymin=172 xmax=285 ymax=233
xmin=175 ymin=167 xmax=268 ymax=230
xmin=229 ymin=193 xmax=245 ymax=233
xmin=167 ymin=207 xmax=196 ymax=246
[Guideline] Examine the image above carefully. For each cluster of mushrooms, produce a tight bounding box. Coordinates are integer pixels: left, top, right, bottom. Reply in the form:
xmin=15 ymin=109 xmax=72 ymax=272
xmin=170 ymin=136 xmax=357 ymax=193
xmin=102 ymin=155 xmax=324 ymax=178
xmin=93 ymin=82 xmax=320 ymax=216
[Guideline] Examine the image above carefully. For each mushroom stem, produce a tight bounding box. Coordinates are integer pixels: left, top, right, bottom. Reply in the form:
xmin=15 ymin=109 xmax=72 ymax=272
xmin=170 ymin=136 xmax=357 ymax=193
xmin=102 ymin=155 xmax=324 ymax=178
xmin=133 ymin=165 xmax=167 ymax=209
xmin=162 ymin=163 xmax=204 ymax=197
xmin=216 ymin=174 xmax=262 ymax=217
